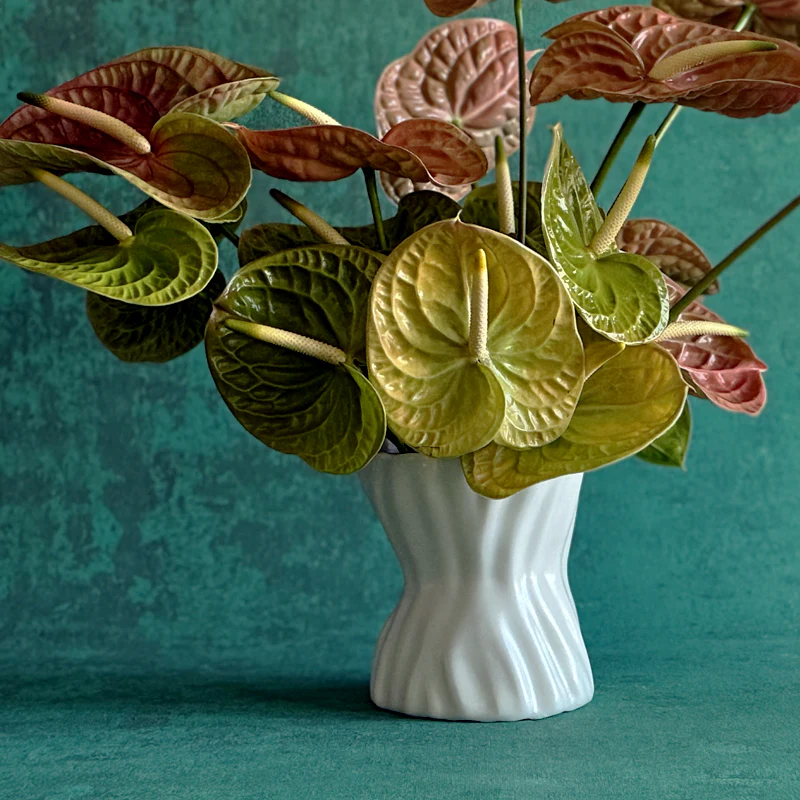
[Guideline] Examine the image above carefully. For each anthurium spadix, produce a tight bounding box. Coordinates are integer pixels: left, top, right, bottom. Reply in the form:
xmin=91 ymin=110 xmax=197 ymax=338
xmin=367 ymin=219 xmax=585 ymax=457
xmin=0 ymin=172 xmax=217 ymax=305
xmin=463 ymin=344 xmax=688 ymax=498
xmin=542 ymin=125 xmax=669 ymax=344
xmin=205 ymin=245 xmax=387 ymax=475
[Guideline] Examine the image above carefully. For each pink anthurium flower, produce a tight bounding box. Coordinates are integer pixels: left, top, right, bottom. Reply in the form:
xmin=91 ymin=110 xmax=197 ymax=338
xmin=233 ymin=118 xmax=488 ymax=187
xmin=655 ymin=0 xmax=800 ymax=45
xmin=375 ymin=18 xmax=534 ymax=200
xmin=529 ymin=5 xmax=800 ymax=117
xmin=660 ymin=277 xmax=767 ymax=415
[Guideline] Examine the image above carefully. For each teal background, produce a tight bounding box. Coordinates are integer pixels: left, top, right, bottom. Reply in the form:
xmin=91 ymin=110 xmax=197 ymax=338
xmin=0 ymin=1 xmax=798 ymax=798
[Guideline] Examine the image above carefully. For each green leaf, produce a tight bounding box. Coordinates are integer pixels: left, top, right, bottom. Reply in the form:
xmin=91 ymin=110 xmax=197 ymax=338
xmin=462 ymin=181 xmax=547 ymax=256
xmin=87 ymin=270 xmax=227 ymax=363
xmin=463 ymin=344 xmax=688 ymax=498
xmin=637 ymin=401 xmax=691 ymax=468
xmin=0 ymin=113 xmax=252 ymax=221
xmin=168 ymin=76 xmax=280 ymax=122
xmin=0 ymin=208 xmax=218 ymax=305
xmin=238 ymin=190 xmax=462 ymax=265
xmin=541 ymin=124 xmax=669 ymax=344
xmin=367 ymin=219 xmax=585 ymax=457
xmin=205 ymin=245 xmax=386 ymax=474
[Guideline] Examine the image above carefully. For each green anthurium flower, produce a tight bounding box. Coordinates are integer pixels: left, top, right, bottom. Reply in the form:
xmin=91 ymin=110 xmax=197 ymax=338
xmin=0 ymin=206 xmax=218 ymax=306
xmin=541 ymin=124 xmax=669 ymax=344
xmin=637 ymin=401 xmax=692 ymax=469
xmin=238 ymin=190 xmax=462 ymax=264
xmin=576 ymin=316 xmax=625 ymax=378
xmin=367 ymin=219 xmax=585 ymax=457
xmin=205 ymin=245 xmax=387 ymax=475
xmin=463 ymin=344 xmax=688 ymax=498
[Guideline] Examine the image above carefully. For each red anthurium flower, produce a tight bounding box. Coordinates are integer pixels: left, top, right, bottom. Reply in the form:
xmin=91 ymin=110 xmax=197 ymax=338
xmin=655 ymin=0 xmax=800 ymax=45
xmin=375 ymin=18 xmax=533 ymax=201
xmin=233 ymin=118 xmax=488 ymax=187
xmin=0 ymin=47 xmax=274 ymax=218
xmin=661 ymin=277 xmax=767 ymax=415
xmin=529 ymin=5 xmax=800 ymax=117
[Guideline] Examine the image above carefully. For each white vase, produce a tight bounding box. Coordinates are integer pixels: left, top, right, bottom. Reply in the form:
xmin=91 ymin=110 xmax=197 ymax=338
xmin=358 ymin=453 xmax=593 ymax=722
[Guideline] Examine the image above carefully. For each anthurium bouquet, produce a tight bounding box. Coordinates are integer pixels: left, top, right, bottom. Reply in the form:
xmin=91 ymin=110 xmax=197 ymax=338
xmin=2 ymin=2 xmax=796 ymax=499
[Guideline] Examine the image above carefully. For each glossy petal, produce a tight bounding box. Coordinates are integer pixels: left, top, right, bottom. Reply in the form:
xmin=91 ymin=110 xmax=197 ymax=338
xmin=661 ymin=277 xmax=767 ymax=415
xmin=637 ymin=400 xmax=692 ymax=467
xmin=375 ymin=18 xmax=534 ymax=174
xmin=367 ymin=219 xmax=585 ymax=457
xmin=0 ymin=208 xmax=218 ymax=305
xmin=618 ymin=218 xmax=718 ymax=293
xmin=0 ymin=113 xmax=253 ymax=220
xmin=576 ymin=316 xmax=625 ymax=377
xmin=529 ymin=5 xmax=800 ymax=117
xmin=87 ymin=270 xmax=227 ymax=362
xmin=238 ymin=190 xmax=462 ymax=263
xmin=541 ymin=125 xmax=669 ymax=343
xmin=463 ymin=344 xmax=688 ymax=498
xmin=205 ymin=245 xmax=386 ymax=474
xmin=235 ymin=118 xmax=486 ymax=187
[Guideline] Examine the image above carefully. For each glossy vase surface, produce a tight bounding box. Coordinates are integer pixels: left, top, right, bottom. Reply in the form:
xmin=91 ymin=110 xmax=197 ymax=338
xmin=358 ymin=453 xmax=593 ymax=722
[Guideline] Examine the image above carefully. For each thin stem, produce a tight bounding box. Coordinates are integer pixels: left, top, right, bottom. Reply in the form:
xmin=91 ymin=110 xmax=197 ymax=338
xmin=29 ymin=168 xmax=133 ymax=241
xmin=362 ymin=167 xmax=388 ymax=251
xmin=734 ymin=3 xmax=759 ymax=30
xmin=653 ymin=105 xmax=683 ymax=147
xmin=219 ymin=224 xmax=240 ymax=248
xmin=514 ymin=0 xmax=527 ymax=243
xmin=669 ymin=192 xmax=800 ymax=321
xmin=591 ymin=102 xmax=645 ymax=196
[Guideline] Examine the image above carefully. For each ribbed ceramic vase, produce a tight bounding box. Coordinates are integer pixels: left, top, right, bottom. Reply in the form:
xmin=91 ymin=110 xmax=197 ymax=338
xmin=358 ymin=453 xmax=593 ymax=722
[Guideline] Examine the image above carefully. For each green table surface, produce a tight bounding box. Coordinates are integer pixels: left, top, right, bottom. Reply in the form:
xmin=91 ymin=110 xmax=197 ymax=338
xmin=1 ymin=0 xmax=799 ymax=796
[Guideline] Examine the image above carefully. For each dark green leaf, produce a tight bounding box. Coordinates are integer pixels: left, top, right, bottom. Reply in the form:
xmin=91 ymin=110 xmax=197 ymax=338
xmin=637 ymin=401 xmax=692 ymax=468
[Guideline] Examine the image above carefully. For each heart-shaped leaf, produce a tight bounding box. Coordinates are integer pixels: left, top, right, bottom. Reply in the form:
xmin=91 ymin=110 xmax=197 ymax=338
xmin=461 ymin=181 xmax=547 ymax=255
xmin=618 ymin=218 xmax=719 ymax=294
xmin=0 ymin=208 xmax=217 ymax=305
xmin=661 ymin=277 xmax=767 ymax=415
xmin=367 ymin=219 xmax=585 ymax=457
xmin=637 ymin=401 xmax=692 ymax=467
xmin=238 ymin=190 xmax=462 ymax=264
xmin=87 ymin=269 xmax=227 ymax=362
xmin=463 ymin=344 xmax=688 ymax=498
xmin=0 ymin=113 xmax=252 ymax=220
xmin=0 ymin=47 xmax=276 ymax=145
xmin=542 ymin=125 xmax=669 ymax=343
xmin=529 ymin=6 xmax=800 ymax=118
xmin=374 ymin=18 xmax=534 ymax=173
xmin=235 ymin=118 xmax=487 ymax=186
xmin=205 ymin=245 xmax=386 ymax=474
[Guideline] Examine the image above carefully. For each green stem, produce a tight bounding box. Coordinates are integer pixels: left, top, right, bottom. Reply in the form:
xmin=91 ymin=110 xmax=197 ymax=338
xmin=669 ymin=192 xmax=800 ymax=321
xmin=652 ymin=4 xmax=756 ymax=151
xmin=654 ymin=105 xmax=683 ymax=147
xmin=362 ymin=167 xmax=388 ymax=251
xmin=514 ymin=0 xmax=527 ymax=242
xmin=590 ymin=102 xmax=645 ymax=196
xmin=219 ymin=223 xmax=240 ymax=248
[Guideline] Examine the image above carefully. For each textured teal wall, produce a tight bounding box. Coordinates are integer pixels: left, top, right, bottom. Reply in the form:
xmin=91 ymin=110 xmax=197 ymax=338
xmin=1 ymin=0 xmax=798 ymax=671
